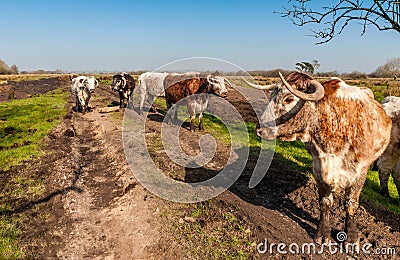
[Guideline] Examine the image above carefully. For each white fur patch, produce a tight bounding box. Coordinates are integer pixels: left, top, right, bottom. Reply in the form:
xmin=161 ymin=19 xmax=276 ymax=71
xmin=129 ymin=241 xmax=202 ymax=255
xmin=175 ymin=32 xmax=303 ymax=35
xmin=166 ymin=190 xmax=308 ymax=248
xmin=334 ymin=80 xmax=370 ymax=101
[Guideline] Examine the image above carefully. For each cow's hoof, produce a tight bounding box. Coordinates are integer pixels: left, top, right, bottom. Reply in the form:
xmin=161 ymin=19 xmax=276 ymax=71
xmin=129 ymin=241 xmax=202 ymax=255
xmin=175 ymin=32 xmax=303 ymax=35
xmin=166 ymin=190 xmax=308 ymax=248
xmin=379 ymin=189 xmax=390 ymax=197
xmin=346 ymin=226 xmax=359 ymax=244
xmin=314 ymin=235 xmax=331 ymax=246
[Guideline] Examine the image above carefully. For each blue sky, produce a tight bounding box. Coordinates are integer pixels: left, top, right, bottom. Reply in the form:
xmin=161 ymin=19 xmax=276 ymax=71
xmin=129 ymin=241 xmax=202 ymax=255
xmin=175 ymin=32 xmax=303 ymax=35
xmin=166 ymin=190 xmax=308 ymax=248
xmin=0 ymin=0 xmax=398 ymax=73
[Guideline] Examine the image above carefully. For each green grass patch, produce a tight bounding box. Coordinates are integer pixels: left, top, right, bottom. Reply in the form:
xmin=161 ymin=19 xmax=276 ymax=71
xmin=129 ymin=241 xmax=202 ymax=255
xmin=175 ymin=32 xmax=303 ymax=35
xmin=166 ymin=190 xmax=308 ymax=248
xmin=0 ymin=216 xmax=24 ymax=259
xmin=0 ymin=89 xmax=68 ymax=170
xmin=362 ymin=171 xmax=400 ymax=213
xmin=0 ymin=88 xmax=68 ymax=258
xmin=100 ymin=79 xmax=112 ymax=85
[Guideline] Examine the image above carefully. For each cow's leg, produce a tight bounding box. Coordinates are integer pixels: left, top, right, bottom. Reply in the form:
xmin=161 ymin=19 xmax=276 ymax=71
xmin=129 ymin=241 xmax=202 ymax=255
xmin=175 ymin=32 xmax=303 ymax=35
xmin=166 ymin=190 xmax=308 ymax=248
xmin=138 ymin=92 xmax=146 ymax=115
xmin=344 ymin=169 xmax=367 ymax=244
xmin=75 ymin=97 xmax=79 ymax=112
xmin=119 ymin=92 xmax=124 ymax=108
xmin=173 ymin=105 xmax=179 ymax=124
xmin=392 ymin=160 xmax=400 ymax=197
xmin=165 ymin=99 xmax=173 ymax=125
xmin=126 ymin=95 xmax=133 ymax=110
xmin=148 ymin=94 xmax=155 ymax=113
xmin=187 ymin=103 xmax=196 ymax=131
xmin=198 ymin=112 xmax=204 ymax=131
xmin=377 ymin=156 xmax=392 ymax=196
xmin=189 ymin=114 xmax=196 ymax=132
xmin=315 ymin=183 xmax=334 ymax=245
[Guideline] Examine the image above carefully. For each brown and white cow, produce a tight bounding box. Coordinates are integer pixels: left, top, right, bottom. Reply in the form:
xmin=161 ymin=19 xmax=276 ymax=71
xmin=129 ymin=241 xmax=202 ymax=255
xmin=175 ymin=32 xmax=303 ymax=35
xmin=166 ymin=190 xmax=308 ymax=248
xmin=255 ymin=72 xmax=391 ymax=244
xmin=163 ymin=72 xmax=228 ymax=131
xmin=377 ymin=96 xmax=400 ymax=197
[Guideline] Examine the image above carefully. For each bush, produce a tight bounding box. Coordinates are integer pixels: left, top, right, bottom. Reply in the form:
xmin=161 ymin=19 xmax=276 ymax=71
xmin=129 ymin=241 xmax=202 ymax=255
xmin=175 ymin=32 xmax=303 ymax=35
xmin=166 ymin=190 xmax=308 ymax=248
xmin=0 ymin=59 xmax=18 ymax=75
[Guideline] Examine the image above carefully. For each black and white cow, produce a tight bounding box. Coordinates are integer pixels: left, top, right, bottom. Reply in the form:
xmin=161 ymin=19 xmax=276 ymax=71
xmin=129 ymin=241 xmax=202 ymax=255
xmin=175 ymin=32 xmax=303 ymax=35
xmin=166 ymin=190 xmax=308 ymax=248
xmin=111 ymin=72 xmax=136 ymax=108
xmin=70 ymin=75 xmax=98 ymax=113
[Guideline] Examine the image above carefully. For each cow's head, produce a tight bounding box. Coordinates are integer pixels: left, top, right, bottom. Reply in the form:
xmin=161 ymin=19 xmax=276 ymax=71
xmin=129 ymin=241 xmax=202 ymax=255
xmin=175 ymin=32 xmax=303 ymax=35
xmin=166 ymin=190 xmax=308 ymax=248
xmin=77 ymin=85 xmax=91 ymax=108
xmin=85 ymin=76 xmax=98 ymax=93
xmin=256 ymin=72 xmax=324 ymax=141
xmin=207 ymin=74 xmax=228 ymax=98
xmin=112 ymin=74 xmax=126 ymax=92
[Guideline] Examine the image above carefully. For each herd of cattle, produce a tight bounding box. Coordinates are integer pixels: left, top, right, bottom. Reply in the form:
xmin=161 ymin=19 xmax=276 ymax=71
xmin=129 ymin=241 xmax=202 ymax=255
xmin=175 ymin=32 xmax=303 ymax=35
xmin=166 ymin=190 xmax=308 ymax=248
xmin=70 ymin=71 xmax=399 ymax=244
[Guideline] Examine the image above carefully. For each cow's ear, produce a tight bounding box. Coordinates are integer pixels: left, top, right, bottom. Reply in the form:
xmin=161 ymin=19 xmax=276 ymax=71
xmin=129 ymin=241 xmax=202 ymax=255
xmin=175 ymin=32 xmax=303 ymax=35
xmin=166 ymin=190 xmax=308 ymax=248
xmin=95 ymin=79 xmax=99 ymax=87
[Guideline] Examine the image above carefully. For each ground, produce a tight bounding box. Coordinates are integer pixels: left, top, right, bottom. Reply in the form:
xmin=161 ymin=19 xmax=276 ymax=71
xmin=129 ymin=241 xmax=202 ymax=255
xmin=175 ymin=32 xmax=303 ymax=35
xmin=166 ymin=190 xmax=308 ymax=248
xmin=0 ymin=77 xmax=399 ymax=259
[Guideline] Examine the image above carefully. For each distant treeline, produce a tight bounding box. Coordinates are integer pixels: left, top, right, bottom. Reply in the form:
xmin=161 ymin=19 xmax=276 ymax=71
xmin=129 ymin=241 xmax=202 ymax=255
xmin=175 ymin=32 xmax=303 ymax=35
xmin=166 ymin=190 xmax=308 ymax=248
xmin=12 ymin=69 xmax=399 ymax=79
xmin=0 ymin=59 xmax=18 ymax=75
xmin=5 ymin=56 xmax=400 ymax=79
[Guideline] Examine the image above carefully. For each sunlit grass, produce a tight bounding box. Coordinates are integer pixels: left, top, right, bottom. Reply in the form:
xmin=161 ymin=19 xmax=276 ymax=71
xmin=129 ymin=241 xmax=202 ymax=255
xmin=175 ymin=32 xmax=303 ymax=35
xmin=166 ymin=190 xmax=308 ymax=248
xmin=0 ymin=89 xmax=68 ymax=170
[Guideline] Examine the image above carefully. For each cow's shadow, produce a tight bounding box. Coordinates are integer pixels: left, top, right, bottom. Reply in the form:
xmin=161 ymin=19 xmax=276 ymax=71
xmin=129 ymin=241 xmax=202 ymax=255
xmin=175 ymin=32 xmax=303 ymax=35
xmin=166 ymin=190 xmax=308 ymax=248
xmin=72 ymin=106 xmax=93 ymax=113
xmin=183 ymin=145 xmax=319 ymax=238
xmin=146 ymin=113 xmax=194 ymax=131
xmin=183 ymin=145 xmax=400 ymax=238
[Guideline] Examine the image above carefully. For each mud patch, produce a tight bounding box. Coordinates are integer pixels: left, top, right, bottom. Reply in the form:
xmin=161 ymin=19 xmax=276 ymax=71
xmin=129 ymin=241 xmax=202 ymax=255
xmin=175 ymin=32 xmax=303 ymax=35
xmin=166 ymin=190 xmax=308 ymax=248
xmin=0 ymin=77 xmax=68 ymax=102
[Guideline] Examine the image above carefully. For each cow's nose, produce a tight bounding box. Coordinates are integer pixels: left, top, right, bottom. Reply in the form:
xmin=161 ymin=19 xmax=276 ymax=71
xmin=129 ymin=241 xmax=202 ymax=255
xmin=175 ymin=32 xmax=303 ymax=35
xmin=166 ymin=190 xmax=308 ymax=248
xmin=221 ymin=93 xmax=227 ymax=98
xmin=256 ymin=127 xmax=276 ymax=140
xmin=256 ymin=127 xmax=263 ymax=138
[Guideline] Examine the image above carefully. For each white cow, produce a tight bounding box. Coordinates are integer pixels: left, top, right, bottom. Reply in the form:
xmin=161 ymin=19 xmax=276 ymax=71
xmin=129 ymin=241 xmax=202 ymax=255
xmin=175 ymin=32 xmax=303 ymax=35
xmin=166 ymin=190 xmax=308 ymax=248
xmin=70 ymin=75 xmax=98 ymax=113
xmin=137 ymin=72 xmax=168 ymax=114
xmin=377 ymin=96 xmax=400 ymax=196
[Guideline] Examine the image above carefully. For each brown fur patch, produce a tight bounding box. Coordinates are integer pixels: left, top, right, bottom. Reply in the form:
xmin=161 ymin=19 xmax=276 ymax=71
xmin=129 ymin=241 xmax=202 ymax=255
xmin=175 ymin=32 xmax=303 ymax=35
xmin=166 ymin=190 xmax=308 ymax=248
xmin=315 ymin=91 xmax=391 ymax=161
xmin=322 ymin=79 xmax=341 ymax=97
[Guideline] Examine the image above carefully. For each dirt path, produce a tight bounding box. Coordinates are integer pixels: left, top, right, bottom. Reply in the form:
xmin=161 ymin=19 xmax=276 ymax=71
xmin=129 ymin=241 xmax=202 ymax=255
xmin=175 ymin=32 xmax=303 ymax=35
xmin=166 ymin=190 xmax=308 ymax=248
xmin=24 ymin=85 xmax=163 ymax=259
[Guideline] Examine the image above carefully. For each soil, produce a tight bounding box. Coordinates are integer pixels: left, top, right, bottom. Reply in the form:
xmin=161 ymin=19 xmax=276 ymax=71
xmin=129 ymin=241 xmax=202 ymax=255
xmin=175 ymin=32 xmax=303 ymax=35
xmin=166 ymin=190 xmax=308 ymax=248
xmin=0 ymin=77 xmax=69 ymax=102
xmin=1 ymin=77 xmax=399 ymax=259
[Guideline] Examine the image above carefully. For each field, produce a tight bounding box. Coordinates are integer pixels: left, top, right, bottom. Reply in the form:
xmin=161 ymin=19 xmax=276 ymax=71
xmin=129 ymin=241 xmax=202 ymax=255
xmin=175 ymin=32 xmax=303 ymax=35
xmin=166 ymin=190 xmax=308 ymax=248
xmin=0 ymin=75 xmax=399 ymax=259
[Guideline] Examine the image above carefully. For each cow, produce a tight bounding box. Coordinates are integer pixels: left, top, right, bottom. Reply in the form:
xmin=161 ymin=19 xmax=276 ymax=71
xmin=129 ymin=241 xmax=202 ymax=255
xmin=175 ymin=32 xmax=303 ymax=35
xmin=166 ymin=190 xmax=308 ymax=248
xmin=137 ymin=72 xmax=168 ymax=114
xmin=111 ymin=72 xmax=136 ymax=108
xmin=76 ymin=84 xmax=91 ymax=114
xmin=163 ymin=72 xmax=228 ymax=131
xmin=70 ymin=75 xmax=98 ymax=113
xmin=254 ymin=71 xmax=391 ymax=244
xmin=377 ymin=96 xmax=400 ymax=197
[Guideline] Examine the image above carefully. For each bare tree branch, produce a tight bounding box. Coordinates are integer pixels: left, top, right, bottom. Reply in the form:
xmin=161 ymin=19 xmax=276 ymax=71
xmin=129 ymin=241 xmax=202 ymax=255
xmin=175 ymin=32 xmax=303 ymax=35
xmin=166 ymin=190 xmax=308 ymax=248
xmin=278 ymin=0 xmax=400 ymax=44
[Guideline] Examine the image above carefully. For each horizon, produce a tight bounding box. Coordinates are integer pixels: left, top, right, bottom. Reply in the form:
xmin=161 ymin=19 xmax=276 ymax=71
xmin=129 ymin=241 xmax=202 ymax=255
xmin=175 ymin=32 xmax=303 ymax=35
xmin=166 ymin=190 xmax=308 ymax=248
xmin=0 ymin=1 xmax=398 ymax=74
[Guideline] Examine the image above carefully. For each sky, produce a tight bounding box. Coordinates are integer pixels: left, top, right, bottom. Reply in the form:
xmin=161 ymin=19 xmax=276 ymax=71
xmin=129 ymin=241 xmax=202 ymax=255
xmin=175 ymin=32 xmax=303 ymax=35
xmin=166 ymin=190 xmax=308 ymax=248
xmin=0 ymin=0 xmax=398 ymax=73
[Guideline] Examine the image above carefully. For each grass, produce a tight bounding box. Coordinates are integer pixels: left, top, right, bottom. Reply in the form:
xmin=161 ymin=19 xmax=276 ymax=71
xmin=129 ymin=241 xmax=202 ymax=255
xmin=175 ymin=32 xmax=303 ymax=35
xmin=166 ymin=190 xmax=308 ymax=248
xmin=0 ymin=216 xmax=24 ymax=259
xmin=0 ymin=87 xmax=68 ymax=258
xmin=161 ymin=201 xmax=253 ymax=259
xmin=0 ymin=88 xmax=68 ymax=170
xmin=363 ymin=172 xmax=400 ymax=213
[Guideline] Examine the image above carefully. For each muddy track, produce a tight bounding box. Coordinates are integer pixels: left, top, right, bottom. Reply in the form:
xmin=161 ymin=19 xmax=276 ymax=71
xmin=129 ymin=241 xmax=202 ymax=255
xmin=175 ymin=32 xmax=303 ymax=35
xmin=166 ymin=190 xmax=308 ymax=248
xmin=45 ymin=86 xmax=162 ymax=259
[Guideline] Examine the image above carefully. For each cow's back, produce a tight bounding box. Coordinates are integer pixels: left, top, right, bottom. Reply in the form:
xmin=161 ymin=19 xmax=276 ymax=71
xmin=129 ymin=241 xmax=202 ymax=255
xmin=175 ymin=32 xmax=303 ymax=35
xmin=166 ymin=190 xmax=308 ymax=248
xmin=164 ymin=74 xmax=199 ymax=104
xmin=141 ymin=72 xmax=168 ymax=96
xmin=316 ymin=82 xmax=391 ymax=162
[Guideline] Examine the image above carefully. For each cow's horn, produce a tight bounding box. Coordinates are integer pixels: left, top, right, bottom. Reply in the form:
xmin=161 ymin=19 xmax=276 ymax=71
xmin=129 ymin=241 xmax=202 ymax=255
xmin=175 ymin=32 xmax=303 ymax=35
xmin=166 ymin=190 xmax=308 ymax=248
xmin=224 ymin=78 xmax=233 ymax=87
xmin=278 ymin=72 xmax=324 ymax=101
xmin=207 ymin=75 xmax=214 ymax=85
xmin=241 ymin=76 xmax=275 ymax=90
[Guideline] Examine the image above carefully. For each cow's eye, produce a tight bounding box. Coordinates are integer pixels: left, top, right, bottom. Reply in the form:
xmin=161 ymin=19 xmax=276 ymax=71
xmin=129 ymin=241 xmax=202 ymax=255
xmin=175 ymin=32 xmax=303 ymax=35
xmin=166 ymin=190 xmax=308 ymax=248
xmin=283 ymin=96 xmax=294 ymax=104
